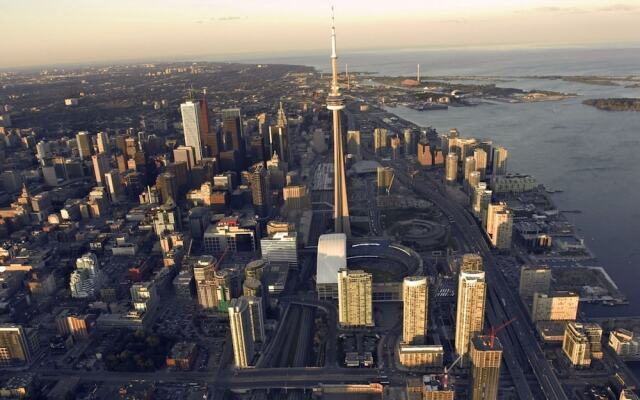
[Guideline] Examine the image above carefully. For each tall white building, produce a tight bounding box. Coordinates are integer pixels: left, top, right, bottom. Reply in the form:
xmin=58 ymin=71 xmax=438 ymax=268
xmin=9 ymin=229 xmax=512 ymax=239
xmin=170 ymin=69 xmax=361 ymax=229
xmin=180 ymin=101 xmax=204 ymax=162
xmin=403 ymin=276 xmax=428 ymax=345
xmin=337 ymin=269 xmax=374 ymax=328
xmin=228 ymin=297 xmax=254 ymax=369
xmin=245 ymin=296 xmax=265 ymax=343
xmin=455 ymin=270 xmax=486 ymax=366
xmin=70 ymin=253 xmax=104 ymax=299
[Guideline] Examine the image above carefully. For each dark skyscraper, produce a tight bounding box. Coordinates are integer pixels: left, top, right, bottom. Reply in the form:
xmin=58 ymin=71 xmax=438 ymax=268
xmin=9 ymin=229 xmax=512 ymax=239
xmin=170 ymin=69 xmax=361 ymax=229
xmin=268 ymin=102 xmax=289 ymax=164
xmin=222 ymin=108 xmax=245 ymax=156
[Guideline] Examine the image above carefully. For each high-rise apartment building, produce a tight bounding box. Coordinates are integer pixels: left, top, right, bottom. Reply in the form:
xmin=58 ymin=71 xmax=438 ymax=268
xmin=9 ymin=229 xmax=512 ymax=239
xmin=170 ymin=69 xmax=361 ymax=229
xmin=470 ymin=335 xmax=503 ymax=400
xmin=180 ymin=101 xmax=204 ymax=162
xmin=338 ymin=269 xmax=374 ymax=328
xmin=373 ymin=128 xmax=388 ymax=155
xmin=193 ymin=256 xmax=217 ymax=310
xmin=417 ymin=141 xmax=433 ymax=167
xmin=492 ymin=146 xmax=508 ymax=176
xmin=455 ymin=270 xmax=486 ymax=365
xmin=403 ymin=276 xmax=428 ymax=345
xmin=473 ymin=148 xmax=488 ymax=179
xmin=562 ymin=322 xmax=603 ymax=367
xmin=486 ymin=202 xmax=513 ymax=249
xmin=245 ymin=295 xmax=265 ymax=343
xmin=228 ymin=297 xmax=254 ymax=369
xmin=96 ymin=131 xmax=110 ymax=155
xmin=463 ymin=156 xmax=476 ymax=182
xmin=249 ymin=164 xmax=269 ymax=216
xmin=70 ymin=252 xmax=104 ymax=299
xmin=518 ymin=265 xmax=552 ymax=298
xmin=460 ymin=253 xmax=483 ymax=273
xmin=445 ymin=153 xmax=458 ymax=183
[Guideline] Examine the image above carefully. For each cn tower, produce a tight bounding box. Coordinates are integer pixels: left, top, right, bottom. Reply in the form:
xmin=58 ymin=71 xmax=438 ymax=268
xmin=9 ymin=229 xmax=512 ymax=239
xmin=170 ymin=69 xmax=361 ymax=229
xmin=327 ymin=9 xmax=351 ymax=237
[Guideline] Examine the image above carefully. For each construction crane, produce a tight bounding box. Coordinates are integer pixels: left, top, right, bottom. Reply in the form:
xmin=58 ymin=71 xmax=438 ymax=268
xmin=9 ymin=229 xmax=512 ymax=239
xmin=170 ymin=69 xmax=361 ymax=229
xmin=442 ymin=354 xmax=462 ymax=389
xmin=213 ymin=248 xmax=229 ymax=271
xmin=487 ymin=317 xmax=516 ymax=349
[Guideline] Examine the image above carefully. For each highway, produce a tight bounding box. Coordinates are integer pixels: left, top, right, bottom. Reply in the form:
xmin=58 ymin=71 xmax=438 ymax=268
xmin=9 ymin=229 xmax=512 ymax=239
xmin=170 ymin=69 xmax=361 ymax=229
xmin=36 ymin=366 xmax=380 ymax=389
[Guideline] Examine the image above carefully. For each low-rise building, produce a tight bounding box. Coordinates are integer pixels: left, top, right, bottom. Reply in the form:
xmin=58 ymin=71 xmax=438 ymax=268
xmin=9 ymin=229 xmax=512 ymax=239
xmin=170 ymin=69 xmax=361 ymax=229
xmin=398 ymin=343 xmax=444 ymax=369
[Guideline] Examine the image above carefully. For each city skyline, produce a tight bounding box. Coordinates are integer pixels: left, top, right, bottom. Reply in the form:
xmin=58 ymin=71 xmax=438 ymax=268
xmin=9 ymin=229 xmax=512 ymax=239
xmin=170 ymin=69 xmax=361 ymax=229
xmin=1 ymin=2 xmax=639 ymax=398
xmin=2 ymin=0 xmax=640 ymax=69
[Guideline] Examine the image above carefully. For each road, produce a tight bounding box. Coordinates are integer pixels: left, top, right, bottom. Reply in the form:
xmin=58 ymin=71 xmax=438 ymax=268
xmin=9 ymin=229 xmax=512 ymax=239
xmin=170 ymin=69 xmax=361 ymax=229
xmin=36 ymin=366 xmax=380 ymax=389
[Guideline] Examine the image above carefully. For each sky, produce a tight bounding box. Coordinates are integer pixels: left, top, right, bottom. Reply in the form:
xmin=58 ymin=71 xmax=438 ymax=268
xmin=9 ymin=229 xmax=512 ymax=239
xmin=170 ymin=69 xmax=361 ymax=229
xmin=1 ymin=0 xmax=639 ymax=69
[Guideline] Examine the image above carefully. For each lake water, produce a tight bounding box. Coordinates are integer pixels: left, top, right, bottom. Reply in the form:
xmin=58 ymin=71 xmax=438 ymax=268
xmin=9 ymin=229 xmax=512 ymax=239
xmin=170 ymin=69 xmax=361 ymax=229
xmin=238 ymin=47 xmax=640 ymax=316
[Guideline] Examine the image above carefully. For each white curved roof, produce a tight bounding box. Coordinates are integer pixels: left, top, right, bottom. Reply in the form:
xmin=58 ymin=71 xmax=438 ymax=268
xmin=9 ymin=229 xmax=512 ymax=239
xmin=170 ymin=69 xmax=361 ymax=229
xmin=317 ymin=233 xmax=347 ymax=284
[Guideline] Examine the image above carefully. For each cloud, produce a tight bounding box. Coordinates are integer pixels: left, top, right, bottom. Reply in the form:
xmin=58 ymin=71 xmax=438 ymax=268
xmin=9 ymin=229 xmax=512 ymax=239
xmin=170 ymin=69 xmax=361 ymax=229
xmin=217 ymin=16 xmax=243 ymax=21
xmin=533 ymin=6 xmax=585 ymax=14
xmin=597 ymin=3 xmax=640 ymax=12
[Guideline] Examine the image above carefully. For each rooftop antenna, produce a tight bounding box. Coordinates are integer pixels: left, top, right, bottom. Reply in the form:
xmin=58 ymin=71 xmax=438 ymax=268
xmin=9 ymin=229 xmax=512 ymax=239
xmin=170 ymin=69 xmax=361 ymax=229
xmin=187 ymin=85 xmax=195 ymax=100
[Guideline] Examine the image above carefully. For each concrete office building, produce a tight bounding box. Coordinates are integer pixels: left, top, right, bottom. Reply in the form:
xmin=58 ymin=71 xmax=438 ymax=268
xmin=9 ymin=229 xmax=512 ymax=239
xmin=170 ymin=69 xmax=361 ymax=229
xmin=96 ymin=131 xmax=110 ymax=155
xmin=76 ymin=131 xmax=92 ymax=159
xmin=455 ymin=270 xmax=486 ymax=366
xmin=228 ymin=297 xmax=254 ymax=369
xmin=338 ymin=269 xmax=374 ymax=328
xmin=403 ymin=276 xmax=428 ymax=345
xmin=260 ymin=231 xmax=298 ymax=268
xmin=173 ymin=145 xmax=197 ymax=170
xmin=531 ymin=291 xmax=579 ymax=322
xmin=470 ymin=335 xmax=503 ymax=400
xmin=180 ymin=101 xmax=204 ymax=162
xmin=519 ymin=265 xmax=552 ymax=299
xmin=0 ymin=325 xmax=37 ymax=367
xmin=316 ymin=233 xmax=347 ymax=300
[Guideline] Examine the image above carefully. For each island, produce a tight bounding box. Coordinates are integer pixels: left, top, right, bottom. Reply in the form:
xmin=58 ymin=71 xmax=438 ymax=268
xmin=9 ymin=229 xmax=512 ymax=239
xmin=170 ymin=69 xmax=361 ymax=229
xmin=583 ymin=98 xmax=640 ymax=111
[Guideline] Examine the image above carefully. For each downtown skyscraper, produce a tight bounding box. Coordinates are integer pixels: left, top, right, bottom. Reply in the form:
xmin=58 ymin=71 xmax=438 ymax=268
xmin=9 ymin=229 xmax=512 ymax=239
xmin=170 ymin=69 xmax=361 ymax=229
xmin=180 ymin=100 xmax=204 ymax=162
xmin=327 ymin=13 xmax=351 ymax=236
xmin=455 ymin=270 xmax=487 ymax=366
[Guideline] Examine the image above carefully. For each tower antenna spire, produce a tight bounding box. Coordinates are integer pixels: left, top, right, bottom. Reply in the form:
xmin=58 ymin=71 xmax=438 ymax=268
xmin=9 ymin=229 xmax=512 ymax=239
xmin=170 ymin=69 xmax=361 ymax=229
xmin=326 ymin=6 xmax=351 ymax=237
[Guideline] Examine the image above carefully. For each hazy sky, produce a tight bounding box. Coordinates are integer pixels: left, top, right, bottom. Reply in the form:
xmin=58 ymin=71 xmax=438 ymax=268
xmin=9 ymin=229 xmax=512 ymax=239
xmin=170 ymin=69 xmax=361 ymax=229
xmin=2 ymin=0 xmax=639 ymax=68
